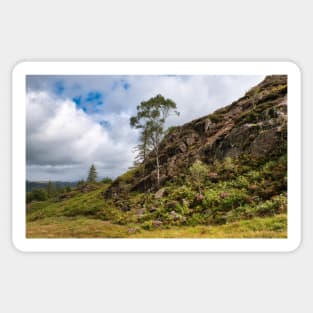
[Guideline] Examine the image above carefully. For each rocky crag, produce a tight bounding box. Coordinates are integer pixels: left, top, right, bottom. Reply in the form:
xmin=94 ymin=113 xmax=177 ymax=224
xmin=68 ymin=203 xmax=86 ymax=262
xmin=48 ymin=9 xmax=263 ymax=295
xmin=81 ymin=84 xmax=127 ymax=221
xmin=106 ymin=75 xmax=287 ymax=197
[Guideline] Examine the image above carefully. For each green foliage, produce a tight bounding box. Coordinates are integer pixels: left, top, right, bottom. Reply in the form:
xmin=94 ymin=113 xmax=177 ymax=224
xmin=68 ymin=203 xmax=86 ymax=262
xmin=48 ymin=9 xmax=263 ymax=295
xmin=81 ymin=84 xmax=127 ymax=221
xmin=87 ymin=164 xmax=97 ymax=182
xmin=171 ymin=185 xmax=196 ymax=203
xmin=26 ymin=188 xmax=48 ymax=203
xmin=132 ymin=128 xmax=151 ymax=166
xmin=77 ymin=180 xmax=85 ymax=187
xmin=101 ymin=177 xmax=113 ymax=184
xmin=142 ymin=220 xmax=154 ymax=230
xmin=26 ymin=192 xmax=33 ymax=203
xmin=202 ymin=189 xmax=220 ymax=210
xmin=164 ymin=126 xmax=177 ymax=136
xmin=47 ymin=181 xmax=54 ymax=197
xmin=27 ymin=152 xmax=287 ymax=235
xmin=255 ymin=193 xmax=287 ymax=217
xmin=26 ymin=148 xmax=287 ymax=236
xmin=32 ymin=189 xmax=48 ymax=201
xmin=130 ymin=94 xmax=179 ymax=186
xmin=65 ymin=186 xmax=72 ymax=193
xmin=27 ymin=184 xmax=109 ymax=222
xmin=26 ymin=75 xmax=288 ymax=238
xmin=118 ymin=167 xmax=138 ymax=182
xmin=189 ymin=160 xmax=209 ymax=193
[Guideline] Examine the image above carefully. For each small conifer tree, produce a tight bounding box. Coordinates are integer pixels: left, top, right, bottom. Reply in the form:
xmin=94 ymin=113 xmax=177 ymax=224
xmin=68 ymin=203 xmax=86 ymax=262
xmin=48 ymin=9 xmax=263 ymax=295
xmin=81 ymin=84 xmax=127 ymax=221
xmin=87 ymin=164 xmax=98 ymax=183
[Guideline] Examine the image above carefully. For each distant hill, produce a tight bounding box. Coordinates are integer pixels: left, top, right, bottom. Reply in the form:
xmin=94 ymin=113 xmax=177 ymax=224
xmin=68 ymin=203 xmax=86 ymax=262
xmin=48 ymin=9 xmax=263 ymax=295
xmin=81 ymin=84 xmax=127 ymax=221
xmin=26 ymin=181 xmax=78 ymax=192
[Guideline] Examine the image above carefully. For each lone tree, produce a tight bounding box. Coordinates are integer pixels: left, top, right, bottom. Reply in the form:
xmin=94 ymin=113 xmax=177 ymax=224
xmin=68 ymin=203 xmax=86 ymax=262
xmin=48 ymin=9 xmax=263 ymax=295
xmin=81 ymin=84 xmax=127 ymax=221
xmin=87 ymin=164 xmax=98 ymax=183
xmin=130 ymin=94 xmax=179 ymax=187
xmin=132 ymin=127 xmax=151 ymax=166
xmin=189 ymin=160 xmax=208 ymax=195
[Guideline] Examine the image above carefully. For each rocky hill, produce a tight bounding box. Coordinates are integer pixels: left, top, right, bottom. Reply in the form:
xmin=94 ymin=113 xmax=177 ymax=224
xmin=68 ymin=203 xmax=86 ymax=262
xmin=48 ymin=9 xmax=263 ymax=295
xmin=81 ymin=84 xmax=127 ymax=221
xmin=107 ymin=75 xmax=287 ymax=196
xmin=26 ymin=75 xmax=288 ymax=238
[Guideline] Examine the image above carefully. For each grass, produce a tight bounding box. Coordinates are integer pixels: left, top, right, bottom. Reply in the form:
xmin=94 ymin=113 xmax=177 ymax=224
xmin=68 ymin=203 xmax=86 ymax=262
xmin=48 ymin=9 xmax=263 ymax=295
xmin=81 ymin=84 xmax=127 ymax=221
xmin=27 ymin=184 xmax=109 ymax=221
xmin=27 ymin=217 xmax=128 ymax=238
xmin=26 ymin=153 xmax=287 ymax=239
xmin=27 ymin=214 xmax=287 ymax=238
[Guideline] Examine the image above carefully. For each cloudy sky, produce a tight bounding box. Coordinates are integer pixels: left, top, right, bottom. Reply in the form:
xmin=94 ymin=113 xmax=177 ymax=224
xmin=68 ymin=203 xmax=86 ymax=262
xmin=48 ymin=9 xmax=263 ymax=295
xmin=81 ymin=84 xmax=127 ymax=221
xmin=26 ymin=74 xmax=264 ymax=181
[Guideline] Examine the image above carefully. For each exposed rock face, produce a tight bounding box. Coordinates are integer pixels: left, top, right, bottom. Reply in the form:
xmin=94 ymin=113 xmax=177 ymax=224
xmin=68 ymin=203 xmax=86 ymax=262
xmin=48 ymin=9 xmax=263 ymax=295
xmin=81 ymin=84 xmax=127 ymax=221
xmin=106 ymin=75 xmax=287 ymax=196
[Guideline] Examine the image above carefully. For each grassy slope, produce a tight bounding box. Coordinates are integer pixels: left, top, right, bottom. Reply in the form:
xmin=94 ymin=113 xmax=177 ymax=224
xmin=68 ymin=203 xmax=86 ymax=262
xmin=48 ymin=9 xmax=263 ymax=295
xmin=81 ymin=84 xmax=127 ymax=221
xmin=27 ymin=184 xmax=108 ymax=220
xmin=26 ymin=182 xmax=287 ymax=238
xmin=26 ymin=154 xmax=287 ymax=238
xmin=27 ymin=214 xmax=287 ymax=238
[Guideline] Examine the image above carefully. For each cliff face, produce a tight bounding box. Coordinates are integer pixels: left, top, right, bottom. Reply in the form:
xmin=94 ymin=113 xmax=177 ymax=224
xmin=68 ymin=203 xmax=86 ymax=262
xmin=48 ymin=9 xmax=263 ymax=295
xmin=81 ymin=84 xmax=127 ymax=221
xmin=107 ymin=75 xmax=287 ymax=196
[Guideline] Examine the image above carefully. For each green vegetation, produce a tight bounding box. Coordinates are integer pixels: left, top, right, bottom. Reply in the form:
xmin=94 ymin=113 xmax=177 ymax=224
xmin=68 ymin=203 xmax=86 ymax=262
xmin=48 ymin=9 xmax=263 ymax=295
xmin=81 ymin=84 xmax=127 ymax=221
xmin=26 ymin=189 xmax=48 ymax=203
xmin=26 ymin=76 xmax=288 ymax=239
xmin=27 ymin=214 xmax=287 ymax=238
xmin=101 ymin=177 xmax=113 ymax=184
xmin=27 ymin=183 xmax=109 ymax=221
xmin=87 ymin=164 xmax=98 ymax=182
xmin=130 ymin=94 xmax=179 ymax=187
xmin=189 ymin=160 xmax=209 ymax=194
xmin=27 ymin=154 xmax=287 ymax=238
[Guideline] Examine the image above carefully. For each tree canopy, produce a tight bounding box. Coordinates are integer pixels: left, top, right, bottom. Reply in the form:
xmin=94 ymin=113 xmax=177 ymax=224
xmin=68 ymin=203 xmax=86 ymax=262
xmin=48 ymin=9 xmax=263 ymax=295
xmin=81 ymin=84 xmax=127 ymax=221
xmin=87 ymin=164 xmax=98 ymax=183
xmin=130 ymin=94 xmax=179 ymax=187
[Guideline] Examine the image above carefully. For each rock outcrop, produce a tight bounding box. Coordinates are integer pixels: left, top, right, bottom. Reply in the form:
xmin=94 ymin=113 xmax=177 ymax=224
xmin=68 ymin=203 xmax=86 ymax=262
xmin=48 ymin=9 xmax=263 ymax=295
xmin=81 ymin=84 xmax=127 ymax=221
xmin=106 ymin=75 xmax=287 ymax=196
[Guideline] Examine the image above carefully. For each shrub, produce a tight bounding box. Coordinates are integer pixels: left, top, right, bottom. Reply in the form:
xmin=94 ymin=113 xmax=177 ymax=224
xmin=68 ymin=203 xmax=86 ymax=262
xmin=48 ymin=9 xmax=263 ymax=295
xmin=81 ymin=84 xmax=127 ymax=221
xmin=254 ymin=194 xmax=286 ymax=217
xmin=231 ymin=175 xmax=250 ymax=189
xmin=142 ymin=220 xmax=155 ymax=230
xmin=189 ymin=160 xmax=209 ymax=193
xmin=246 ymin=170 xmax=262 ymax=182
xmin=171 ymin=185 xmax=196 ymax=203
xmin=65 ymin=186 xmax=72 ymax=193
xmin=27 ymin=189 xmax=48 ymax=202
xmin=272 ymin=193 xmax=287 ymax=213
xmin=187 ymin=213 xmax=209 ymax=226
xmin=102 ymin=177 xmax=113 ymax=184
xmin=26 ymin=192 xmax=33 ymax=203
xmin=202 ymin=189 xmax=220 ymax=209
xmin=219 ymin=189 xmax=250 ymax=211
xmin=223 ymin=157 xmax=234 ymax=170
xmin=225 ymin=204 xmax=257 ymax=222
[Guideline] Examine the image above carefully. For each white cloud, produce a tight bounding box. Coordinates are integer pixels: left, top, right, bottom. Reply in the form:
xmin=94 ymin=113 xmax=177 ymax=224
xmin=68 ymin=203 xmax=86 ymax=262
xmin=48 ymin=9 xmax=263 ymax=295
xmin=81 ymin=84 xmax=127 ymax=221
xmin=26 ymin=91 xmax=136 ymax=181
xmin=26 ymin=75 xmax=265 ymax=181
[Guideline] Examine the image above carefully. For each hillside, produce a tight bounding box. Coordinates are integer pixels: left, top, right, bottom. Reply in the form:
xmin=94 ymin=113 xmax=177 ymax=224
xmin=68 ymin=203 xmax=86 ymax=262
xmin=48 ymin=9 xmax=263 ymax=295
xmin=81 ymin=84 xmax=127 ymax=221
xmin=106 ymin=75 xmax=287 ymax=195
xmin=26 ymin=75 xmax=288 ymax=238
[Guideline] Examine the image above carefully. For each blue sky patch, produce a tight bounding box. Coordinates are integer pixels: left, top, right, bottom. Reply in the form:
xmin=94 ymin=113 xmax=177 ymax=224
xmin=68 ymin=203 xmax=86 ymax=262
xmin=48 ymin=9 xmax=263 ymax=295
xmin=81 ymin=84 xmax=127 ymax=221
xmin=72 ymin=95 xmax=82 ymax=105
xmin=53 ymin=81 xmax=65 ymax=95
xmin=72 ymin=91 xmax=104 ymax=113
xmin=86 ymin=91 xmax=102 ymax=102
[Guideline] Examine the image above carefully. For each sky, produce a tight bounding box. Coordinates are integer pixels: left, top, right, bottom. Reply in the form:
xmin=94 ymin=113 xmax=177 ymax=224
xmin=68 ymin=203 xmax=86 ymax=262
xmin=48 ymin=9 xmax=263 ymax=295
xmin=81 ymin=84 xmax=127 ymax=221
xmin=26 ymin=74 xmax=265 ymax=181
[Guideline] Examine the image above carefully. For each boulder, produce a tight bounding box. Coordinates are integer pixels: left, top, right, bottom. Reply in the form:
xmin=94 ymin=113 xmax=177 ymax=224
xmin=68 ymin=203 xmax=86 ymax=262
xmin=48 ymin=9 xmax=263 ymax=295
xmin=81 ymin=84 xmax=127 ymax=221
xmin=155 ymin=187 xmax=166 ymax=199
xmin=152 ymin=220 xmax=163 ymax=227
xmin=136 ymin=208 xmax=146 ymax=216
xmin=127 ymin=227 xmax=139 ymax=234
